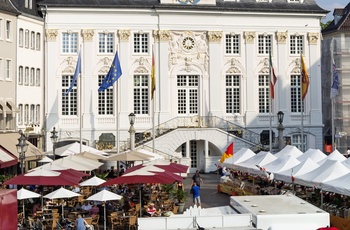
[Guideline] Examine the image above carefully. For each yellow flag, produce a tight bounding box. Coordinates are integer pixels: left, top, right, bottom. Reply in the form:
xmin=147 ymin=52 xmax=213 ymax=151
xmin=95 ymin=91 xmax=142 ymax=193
xmin=151 ymin=48 xmax=155 ymax=100
xmin=301 ymin=54 xmax=309 ymax=100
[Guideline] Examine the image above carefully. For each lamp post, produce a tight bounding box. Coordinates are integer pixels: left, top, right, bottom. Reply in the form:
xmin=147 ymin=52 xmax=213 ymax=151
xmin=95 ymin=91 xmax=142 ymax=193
xmin=50 ymin=127 xmax=58 ymax=160
xmin=16 ymin=131 xmax=28 ymax=175
xmin=277 ymin=111 xmax=285 ymax=151
xmin=128 ymin=113 xmax=136 ymax=151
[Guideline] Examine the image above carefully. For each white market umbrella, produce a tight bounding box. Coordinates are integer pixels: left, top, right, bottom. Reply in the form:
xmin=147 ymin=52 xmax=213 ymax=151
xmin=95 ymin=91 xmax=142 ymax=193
xmin=44 ymin=187 xmax=81 ymax=218
xmin=47 ymin=142 xmax=107 ymax=157
xmin=87 ymin=190 xmax=122 ymax=230
xmin=106 ymin=150 xmax=153 ymax=161
xmin=17 ymin=188 xmax=41 ymax=220
xmin=79 ymin=176 xmax=106 ymax=186
xmin=38 ymin=156 xmax=53 ymax=163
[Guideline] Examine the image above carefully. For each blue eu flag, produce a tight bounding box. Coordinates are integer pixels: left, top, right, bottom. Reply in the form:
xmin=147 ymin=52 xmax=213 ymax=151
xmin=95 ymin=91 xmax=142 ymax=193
xmin=65 ymin=51 xmax=81 ymax=95
xmin=98 ymin=51 xmax=122 ymax=92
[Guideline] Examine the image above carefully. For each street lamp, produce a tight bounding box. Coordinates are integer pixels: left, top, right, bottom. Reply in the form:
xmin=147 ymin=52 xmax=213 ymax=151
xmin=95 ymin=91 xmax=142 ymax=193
xmin=128 ymin=113 xmax=136 ymax=151
xmin=50 ymin=127 xmax=58 ymax=160
xmin=277 ymin=111 xmax=285 ymax=151
xmin=16 ymin=131 xmax=28 ymax=174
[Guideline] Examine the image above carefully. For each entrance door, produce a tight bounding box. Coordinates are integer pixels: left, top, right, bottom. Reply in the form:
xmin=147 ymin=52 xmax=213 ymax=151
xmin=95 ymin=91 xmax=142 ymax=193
xmin=177 ymin=75 xmax=199 ymax=115
xmin=190 ymin=140 xmax=198 ymax=172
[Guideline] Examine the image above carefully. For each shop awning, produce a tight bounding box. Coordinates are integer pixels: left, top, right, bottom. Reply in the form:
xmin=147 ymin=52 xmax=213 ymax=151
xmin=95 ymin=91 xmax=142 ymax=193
xmin=0 ymin=100 xmax=19 ymax=114
xmin=6 ymin=100 xmax=19 ymax=112
xmin=0 ymin=145 xmax=18 ymax=168
xmin=0 ymin=133 xmax=44 ymax=161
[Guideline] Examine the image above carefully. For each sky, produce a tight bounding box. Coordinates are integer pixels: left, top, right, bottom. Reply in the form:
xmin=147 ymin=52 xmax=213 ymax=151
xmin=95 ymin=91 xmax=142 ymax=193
xmin=316 ymin=0 xmax=349 ymax=22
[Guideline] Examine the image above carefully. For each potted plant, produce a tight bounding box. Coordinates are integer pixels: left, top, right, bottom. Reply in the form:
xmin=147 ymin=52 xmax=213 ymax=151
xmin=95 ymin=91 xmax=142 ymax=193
xmin=172 ymin=188 xmax=187 ymax=214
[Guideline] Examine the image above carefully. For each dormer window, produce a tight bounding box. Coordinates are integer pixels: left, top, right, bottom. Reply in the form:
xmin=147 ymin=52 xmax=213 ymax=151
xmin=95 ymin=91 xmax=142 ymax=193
xmin=288 ymin=0 xmax=304 ymax=3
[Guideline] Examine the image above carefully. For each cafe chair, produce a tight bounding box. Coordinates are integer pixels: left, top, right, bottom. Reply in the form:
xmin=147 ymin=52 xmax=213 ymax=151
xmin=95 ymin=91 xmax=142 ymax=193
xmin=91 ymin=215 xmax=100 ymax=230
xmin=127 ymin=216 xmax=137 ymax=230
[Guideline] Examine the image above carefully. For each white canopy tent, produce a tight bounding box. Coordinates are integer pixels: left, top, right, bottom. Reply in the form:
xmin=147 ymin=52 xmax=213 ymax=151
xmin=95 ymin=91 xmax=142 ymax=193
xmin=274 ymin=145 xmax=303 ymax=158
xmin=221 ymin=147 xmax=256 ymax=168
xmin=263 ymin=155 xmax=301 ymax=174
xmin=321 ymin=173 xmax=350 ymax=196
xmin=297 ymin=148 xmax=327 ymax=164
xmin=293 ymin=159 xmax=350 ymax=187
xmin=235 ymin=151 xmax=277 ymax=175
xmin=317 ymin=149 xmax=346 ymax=165
xmin=274 ymin=158 xmax=320 ymax=183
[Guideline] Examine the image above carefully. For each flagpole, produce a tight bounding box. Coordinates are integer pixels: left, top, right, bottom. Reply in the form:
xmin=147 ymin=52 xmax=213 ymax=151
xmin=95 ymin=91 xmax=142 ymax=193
xmin=300 ymin=53 xmax=304 ymax=152
xmin=116 ymin=46 xmax=120 ymax=154
xmin=151 ymin=45 xmax=156 ymax=153
xmin=80 ymin=44 xmax=83 ymax=153
xmin=269 ymin=48 xmax=273 ymax=152
xmin=330 ymin=38 xmax=335 ymax=150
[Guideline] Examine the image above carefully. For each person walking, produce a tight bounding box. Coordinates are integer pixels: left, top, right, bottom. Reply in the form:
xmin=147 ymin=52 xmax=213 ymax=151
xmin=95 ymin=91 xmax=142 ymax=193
xmin=191 ymin=182 xmax=201 ymax=207
xmin=192 ymin=170 xmax=203 ymax=187
xmin=75 ymin=214 xmax=88 ymax=230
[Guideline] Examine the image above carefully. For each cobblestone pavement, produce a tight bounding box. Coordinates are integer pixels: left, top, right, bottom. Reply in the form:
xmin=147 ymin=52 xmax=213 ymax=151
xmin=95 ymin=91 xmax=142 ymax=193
xmin=183 ymin=172 xmax=230 ymax=209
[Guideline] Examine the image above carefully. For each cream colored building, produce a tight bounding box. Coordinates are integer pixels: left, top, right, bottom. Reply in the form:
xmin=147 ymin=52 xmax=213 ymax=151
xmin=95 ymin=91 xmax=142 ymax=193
xmin=38 ymin=0 xmax=327 ymax=173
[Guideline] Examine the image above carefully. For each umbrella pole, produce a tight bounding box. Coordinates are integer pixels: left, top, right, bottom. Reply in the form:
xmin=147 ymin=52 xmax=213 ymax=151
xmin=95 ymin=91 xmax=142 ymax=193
xmin=62 ymin=203 xmax=64 ymax=218
xmin=23 ymin=202 xmax=25 ymax=223
xmin=104 ymin=204 xmax=106 ymax=230
xmin=139 ymin=184 xmax=142 ymax=217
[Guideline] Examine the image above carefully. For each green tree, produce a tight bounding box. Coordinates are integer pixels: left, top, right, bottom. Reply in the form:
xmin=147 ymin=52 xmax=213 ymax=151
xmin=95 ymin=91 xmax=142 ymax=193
xmin=321 ymin=20 xmax=332 ymax=30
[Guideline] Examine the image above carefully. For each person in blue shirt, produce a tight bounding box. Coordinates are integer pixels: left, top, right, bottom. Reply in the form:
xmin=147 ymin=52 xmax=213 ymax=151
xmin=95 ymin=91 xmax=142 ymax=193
xmin=191 ymin=182 xmax=201 ymax=207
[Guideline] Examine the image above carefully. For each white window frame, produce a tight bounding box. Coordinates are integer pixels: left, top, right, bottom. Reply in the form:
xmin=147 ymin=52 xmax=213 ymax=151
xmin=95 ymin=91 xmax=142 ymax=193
xmin=177 ymin=75 xmax=199 ymax=115
xmin=290 ymin=35 xmax=304 ymax=55
xmin=98 ymin=75 xmax=114 ymax=115
xmin=24 ymin=67 xmax=29 ymax=85
xmin=6 ymin=59 xmax=11 ymax=80
xmin=35 ymin=104 xmax=40 ymax=124
xmin=30 ymin=31 xmax=35 ymax=50
xmin=18 ymin=104 xmax=23 ymax=125
xmin=0 ymin=18 xmax=3 ymax=40
xmin=225 ymin=34 xmax=240 ymax=55
xmin=258 ymin=34 xmax=272 ymax=55
xmin=62 ymin=75 xmax=78 ymax=116
xmin=18 ymin=66 xmax=23 ymax=85
xmin=290 ymin=74 xmax=304 ymax=113
xmin=98 ymin=33 xmax=114 ymax=53
xmin=25 ymin=30 xmax=29 ymax=48
xmin=62 ymin=32 xmax=78 ymax=53
xmin=225 ymin=75 xmax=241 ymax=114
xmin=36 ymin=33 xmax=41 ymax=51
xmin=258 ymin=75 xmax=270 ymax=113
xmin=30 ymin=104 xmax=35 ymax=124
xmin=30 ymin=68 xmax=34 ymax=85
xmin=35 ymin=68 xmax=40 ymax=86
xmin=24 ymin=104 xmax=29 ymax=125
xmin=19 ymin=29 xmax=24 ymax=47
xmin=291 ymin=134 xmax=307 ymax=152
xmin=133 ymin=75 xmax=149 ymax=115
xmin=6 ymin=20 xmax=11 ymax=41
xmin=0 ymin=58 xmax=3 ymax=80
xmin=133 ymin=32 xmax=149 ymax=54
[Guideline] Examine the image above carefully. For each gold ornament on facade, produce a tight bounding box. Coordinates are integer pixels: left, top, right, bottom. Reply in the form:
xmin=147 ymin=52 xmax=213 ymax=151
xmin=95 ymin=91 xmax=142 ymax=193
xmin=81 ymin=29 xmax=95 ymax=42
xmin=244 ymin=31 xmax=256 ymax=44
xmin=226 ymin=67 xmax=241 ymax=74
xmin=207 ymin=31 xmax=222 ymax=43
xmin=46 ymin=29 xmax=58 ymax=42
xmin=154 ymin=30 xmax=171 ymax=42
xmin=276 ymin=31 xmax=287 ymax=44
xmin=118 ymin=30 xmax=131 ymax=42
xmin=308 ymin=32 xmax=319 ymax=45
